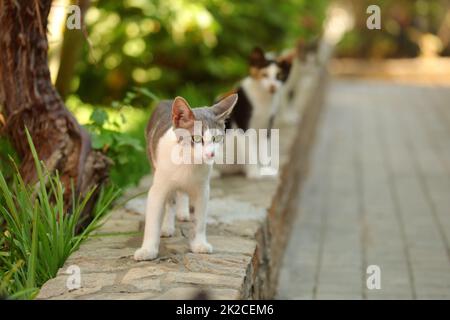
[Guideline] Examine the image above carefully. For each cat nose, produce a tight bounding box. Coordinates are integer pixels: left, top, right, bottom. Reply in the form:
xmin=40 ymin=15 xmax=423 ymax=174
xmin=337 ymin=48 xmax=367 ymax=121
xmin=269 ymin=85 xmax=277 ymax=94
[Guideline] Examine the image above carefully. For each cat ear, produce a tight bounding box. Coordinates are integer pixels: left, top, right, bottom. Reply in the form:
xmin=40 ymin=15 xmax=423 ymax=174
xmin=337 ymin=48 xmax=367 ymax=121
xmin=212 ymin=93 xmax=238 ymax=122
xmin=172 ymin=96 xmax=195 ymax=129
xmin=277 ymin=59 xmax=292 ymax=79
xmin=249 ymin=47 xmax=266 ymax=68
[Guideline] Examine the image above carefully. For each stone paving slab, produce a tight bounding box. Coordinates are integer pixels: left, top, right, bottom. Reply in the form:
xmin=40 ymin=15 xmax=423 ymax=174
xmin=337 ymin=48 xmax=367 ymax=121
xmin=277 ymin=79 xmax=450 ymax=300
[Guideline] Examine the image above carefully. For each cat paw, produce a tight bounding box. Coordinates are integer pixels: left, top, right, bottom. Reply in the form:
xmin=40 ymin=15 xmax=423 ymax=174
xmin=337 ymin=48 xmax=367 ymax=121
xmin=176 ymin=211 xmax=190 ymax=222
xmin=134 ymin=247 xmax=158 ymax=261
xmin=160 ymin=225 xmax=175 ymax=237
xmin=190 ymin=240 xmax=213 ymax=254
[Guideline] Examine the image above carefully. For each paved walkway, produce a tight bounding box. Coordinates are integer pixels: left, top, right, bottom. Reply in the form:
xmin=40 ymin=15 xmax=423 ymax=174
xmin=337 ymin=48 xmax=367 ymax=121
xmin=277 ymin=79 xmax=450 ymax=299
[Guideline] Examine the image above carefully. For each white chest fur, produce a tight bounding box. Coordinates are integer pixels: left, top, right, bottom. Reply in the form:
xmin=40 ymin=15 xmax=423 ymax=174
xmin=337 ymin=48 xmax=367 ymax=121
xmin=241 ymin=77 xmax=274 ymax=130
xmin=154 ymin=128 xmax=212 ymax=191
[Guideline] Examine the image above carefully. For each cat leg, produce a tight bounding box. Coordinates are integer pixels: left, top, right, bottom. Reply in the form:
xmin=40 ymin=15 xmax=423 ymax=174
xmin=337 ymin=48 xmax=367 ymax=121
xmin=258 ymin=133 xmax=278 ymax=177
xmin=190 ymin=185 xmax=213 ymax=254
xmin=134 ymin=183 xmax=169 ymax=261
xmin=175 ymin=191 xmax=190 ymax=221
xmin=161 ymin=195 xmax=175 ymax=237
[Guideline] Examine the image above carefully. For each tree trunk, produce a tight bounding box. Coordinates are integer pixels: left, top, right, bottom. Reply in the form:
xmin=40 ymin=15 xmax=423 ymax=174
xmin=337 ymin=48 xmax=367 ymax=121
xmin=0 ymin=0 xmax=110 ymax=219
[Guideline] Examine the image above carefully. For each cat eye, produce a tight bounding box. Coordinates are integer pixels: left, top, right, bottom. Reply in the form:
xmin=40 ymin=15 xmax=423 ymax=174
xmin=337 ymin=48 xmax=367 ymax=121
xmin=192 ymin=135 xmax=203 ymax=143
xmin=212 ymin=135 xmax=224 ymax=143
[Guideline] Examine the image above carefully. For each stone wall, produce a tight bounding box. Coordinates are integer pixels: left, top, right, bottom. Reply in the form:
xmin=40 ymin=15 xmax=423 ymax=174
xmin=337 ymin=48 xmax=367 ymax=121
xmin=37 ymin=63 xmax=327 ymax=300
xmin=250 ymin=68 xmax=327 ymax=299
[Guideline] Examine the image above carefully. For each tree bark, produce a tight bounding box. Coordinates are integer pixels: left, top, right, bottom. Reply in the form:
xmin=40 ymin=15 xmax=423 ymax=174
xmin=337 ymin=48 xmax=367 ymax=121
xmin=0 ymin=0 xmax=110 ymax=219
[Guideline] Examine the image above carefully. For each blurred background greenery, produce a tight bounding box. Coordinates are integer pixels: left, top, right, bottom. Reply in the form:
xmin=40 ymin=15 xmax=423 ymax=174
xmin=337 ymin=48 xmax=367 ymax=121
xmin=336 ymin=0 xmax=450 ymax=58
xmin=45 ymin=0 xmax=328 ymax=188
xmin=2 ymin=0 xmax=449 ymax=189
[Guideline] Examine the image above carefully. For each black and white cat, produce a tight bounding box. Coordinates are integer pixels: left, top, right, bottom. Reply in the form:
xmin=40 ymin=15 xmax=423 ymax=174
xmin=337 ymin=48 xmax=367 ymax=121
xmin=134 ymin=94 xmax=237 ymax=261
xmin=216 ymin=47 xmax=287 ymax=178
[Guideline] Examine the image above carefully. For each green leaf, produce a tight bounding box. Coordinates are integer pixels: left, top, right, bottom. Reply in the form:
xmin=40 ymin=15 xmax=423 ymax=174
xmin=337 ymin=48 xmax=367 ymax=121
xmin=117 ymin=154 xmax=129 ymax=164
xmin=114 ymin=134 xmax=144 ymax=151
xmin=132 ymin=87 xmax=159 ymax=101
xmin=91 ymin=132 xmax=114 ymax=149
xmin=120 ymin=113 xmax=126 ymax=125
xmin=0 ymin=133 xmax=120 ymax=298
xmin=89 ymin=109 xmax=109 ymax=127
xmin=111 ymin=101 xmax=121 ymax=109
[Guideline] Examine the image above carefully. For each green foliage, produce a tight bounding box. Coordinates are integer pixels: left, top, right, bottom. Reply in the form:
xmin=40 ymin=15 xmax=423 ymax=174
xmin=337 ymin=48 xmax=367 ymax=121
xmin=74 ymin=0 xmax=329 ymax=105
xmin=0 ymin=129 xmax=120 ymax=299
xmin=78 ymin=87 xmax=157 ymax=188
xmin=64 ymin=1 xmax=328 ymax=189
xmin=0 ymin=137 xmax=19 ymax=183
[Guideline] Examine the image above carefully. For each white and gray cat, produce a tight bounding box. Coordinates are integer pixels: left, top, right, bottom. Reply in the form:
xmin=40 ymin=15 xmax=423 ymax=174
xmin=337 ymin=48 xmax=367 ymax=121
xmin=134 ymin=94 xmax=238 ymax=261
